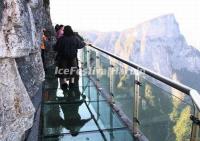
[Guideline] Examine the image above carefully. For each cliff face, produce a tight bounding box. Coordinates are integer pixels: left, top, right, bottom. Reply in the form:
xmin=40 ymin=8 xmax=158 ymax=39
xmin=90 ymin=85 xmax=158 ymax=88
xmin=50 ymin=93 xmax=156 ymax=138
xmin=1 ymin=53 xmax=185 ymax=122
xmin=0 ymin=0 xmax=53 ymax=140
xmin=83 ymin=14 xmax=200 ymax=92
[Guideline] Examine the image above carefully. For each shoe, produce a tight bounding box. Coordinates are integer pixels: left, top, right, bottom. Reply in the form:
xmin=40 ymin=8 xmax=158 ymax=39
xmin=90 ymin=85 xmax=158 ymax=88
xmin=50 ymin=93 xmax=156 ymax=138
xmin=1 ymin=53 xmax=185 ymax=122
xmin=61 ymin=83 xmax=68 ymax=91
xmin=82 ymin=94 xmax=86 ymax=99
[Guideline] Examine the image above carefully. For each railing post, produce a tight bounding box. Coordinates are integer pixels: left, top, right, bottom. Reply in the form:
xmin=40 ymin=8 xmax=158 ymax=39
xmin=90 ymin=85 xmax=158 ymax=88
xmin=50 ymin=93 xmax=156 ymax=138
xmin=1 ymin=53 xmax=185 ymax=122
xmin=96 ymin=52 xmax=100 ymax=81
xmin=109 ymin=58 xmax=114 ymax=140
xmin=86 ymin=49 xmax=91 ymax=100
xmin=95 ymin=51 xmax=101 ymax=120
xmin=110 ymin=107 xmax=114 ymax=141
xmin=109 ymin=59 xmax=115 ymax=103
xmin=86 ymin=49 xmax=90 ymax=70
xmin=191 ymin=109 xmax=200 ymax=141
xmin=83 ymin=47 xmax=87 ymax=64
xmin=134 ymin=69 xmax=140 ymax=129
xmin=82 ymin=47 xmax=87 ymax=89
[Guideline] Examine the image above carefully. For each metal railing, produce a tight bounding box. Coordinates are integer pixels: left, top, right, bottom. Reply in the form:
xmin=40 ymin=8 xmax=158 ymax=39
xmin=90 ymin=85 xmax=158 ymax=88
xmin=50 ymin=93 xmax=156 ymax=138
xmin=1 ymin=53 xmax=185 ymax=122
xmin=88 ymin=44 xmax=200 ymax=111
xmin=86 ymin=44 xmax=200 ymax=141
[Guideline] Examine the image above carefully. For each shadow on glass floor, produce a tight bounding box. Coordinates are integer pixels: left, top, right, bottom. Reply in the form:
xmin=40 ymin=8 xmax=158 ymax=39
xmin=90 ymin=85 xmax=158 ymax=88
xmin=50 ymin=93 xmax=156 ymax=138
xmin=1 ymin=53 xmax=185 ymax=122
xmin=41 ymin=66 xmax=134 ymax=141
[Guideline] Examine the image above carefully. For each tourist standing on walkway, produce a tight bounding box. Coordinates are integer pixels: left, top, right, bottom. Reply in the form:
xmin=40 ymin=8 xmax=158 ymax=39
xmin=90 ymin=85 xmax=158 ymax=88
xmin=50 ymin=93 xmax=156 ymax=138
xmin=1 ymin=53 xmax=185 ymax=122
xmin=55 ymin=25 xmax=86 ymax=90
xmin=55 ymin=24 xmax=60 ymax=32
xmin=41 ymin=28 xmax=48 ymax=68
xmin=56 ymin=25 xmax=64 ymax=40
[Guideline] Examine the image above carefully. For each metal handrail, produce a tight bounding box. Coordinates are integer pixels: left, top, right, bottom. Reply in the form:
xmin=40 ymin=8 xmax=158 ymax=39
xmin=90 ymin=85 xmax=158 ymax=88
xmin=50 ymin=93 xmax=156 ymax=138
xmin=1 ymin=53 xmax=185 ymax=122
xmin=88 ymin=44 xmax=200 ymax=111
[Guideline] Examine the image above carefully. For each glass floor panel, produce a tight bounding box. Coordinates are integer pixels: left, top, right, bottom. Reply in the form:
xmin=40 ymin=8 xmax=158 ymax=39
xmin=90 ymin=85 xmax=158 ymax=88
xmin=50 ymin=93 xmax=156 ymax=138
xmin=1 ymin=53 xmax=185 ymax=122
xmin=43 ymin=86 xmax=105 ymax=103
xmin=41 ymin=65 xmax=134 ymax=141
xmin=103 ymin=129 xmax=134 ymax=141
xmin=44 ymin=76 xmax=103 ymax=90
xmin=87 ymin=101 xmax=126 ymax=130
xmin=43 ymin=129 xmax=134 ymax=141
xmin=43 ymin=131 xmax=104 ymax=141
xmin=82 ymin=86 xmax=105 ymax=102
xmin=43 ymin=103 xmax=98 ymax=136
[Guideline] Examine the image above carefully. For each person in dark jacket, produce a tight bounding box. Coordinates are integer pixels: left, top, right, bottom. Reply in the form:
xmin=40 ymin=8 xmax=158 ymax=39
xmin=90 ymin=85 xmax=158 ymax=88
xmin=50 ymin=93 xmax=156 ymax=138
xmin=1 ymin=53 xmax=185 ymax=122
xmin=55 ymin=25 xmax=86 ymax=90
xmin=55 ymin=24 xmax=60 ymax=32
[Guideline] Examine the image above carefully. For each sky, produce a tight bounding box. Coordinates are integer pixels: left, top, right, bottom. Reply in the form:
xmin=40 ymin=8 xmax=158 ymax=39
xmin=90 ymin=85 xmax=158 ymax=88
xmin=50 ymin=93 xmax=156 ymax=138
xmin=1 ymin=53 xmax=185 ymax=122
xmin=50 ymin=0 xmax=200 ymax=49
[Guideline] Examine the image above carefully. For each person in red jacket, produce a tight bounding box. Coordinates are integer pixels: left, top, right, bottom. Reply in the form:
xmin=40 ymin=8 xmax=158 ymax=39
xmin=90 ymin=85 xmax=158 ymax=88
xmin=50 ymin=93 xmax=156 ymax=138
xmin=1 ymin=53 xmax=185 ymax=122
xmin=41 ymin=28 xmax=48 ymax=66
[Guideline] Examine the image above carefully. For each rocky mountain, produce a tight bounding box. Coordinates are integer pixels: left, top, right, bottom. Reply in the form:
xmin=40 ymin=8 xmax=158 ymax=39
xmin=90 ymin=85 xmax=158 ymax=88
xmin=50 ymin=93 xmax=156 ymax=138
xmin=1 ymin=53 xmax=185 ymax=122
xmin=82 ymin=14 xmax=200 ymax=92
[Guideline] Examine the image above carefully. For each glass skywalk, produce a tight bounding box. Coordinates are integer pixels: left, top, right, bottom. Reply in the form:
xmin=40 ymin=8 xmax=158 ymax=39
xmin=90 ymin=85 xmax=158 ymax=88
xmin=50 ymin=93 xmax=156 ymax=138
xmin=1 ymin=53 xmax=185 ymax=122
xmin=40 ymin=45 xmax=200 ymax=141
xmin=40 ymin=64 xmax=134 ymax=141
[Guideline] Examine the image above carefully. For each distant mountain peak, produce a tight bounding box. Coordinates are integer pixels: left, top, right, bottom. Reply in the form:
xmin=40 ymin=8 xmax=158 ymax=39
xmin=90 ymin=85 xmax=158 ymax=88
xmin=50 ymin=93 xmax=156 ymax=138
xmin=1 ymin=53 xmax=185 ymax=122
xmin=126 ymin=14 xmax=181 ymax=39
xmin=82 ymin=14 xmax=200 ymax=91
xmin=149 ymin=13 xmax=177 ymax=23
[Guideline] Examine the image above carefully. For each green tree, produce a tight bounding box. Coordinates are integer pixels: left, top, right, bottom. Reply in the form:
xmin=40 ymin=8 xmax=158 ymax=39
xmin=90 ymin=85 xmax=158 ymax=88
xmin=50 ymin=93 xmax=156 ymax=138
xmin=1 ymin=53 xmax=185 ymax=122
xmin=173 ymin=106 xmax=191 ymax=141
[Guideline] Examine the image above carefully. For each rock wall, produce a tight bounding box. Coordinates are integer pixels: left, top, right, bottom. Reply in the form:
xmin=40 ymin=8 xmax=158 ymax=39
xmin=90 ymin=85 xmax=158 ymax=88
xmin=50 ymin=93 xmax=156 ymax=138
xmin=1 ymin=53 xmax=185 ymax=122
xmin=0 ymin=0 xmax=54 ymax=140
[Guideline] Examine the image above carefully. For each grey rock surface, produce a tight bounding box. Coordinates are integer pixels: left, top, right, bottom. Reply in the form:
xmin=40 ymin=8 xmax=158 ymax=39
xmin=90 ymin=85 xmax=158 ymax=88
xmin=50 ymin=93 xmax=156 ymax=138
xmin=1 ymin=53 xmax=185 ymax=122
xmin=0 ymin=2 xmax=3 ymax=25
xmin=0 ymin=0 xmax=37 ymax=58
xmin=16 ymin=52 xmax=45 ymax=97
xmin=0 ymin=0 xmax=54 ymax=140
xmin=0 ymin=58 xmax=35 ymax=141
